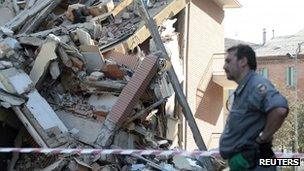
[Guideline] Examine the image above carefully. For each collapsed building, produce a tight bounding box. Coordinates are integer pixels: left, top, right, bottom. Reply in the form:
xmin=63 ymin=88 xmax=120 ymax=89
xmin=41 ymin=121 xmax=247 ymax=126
xmin=0 ymin=1 xmax=204 ymax=170
xmin=0 ymin=0 xmax=225 ymax=170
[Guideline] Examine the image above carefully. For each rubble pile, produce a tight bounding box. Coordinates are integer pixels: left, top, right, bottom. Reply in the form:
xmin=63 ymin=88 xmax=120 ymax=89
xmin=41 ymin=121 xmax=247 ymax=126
xmin=0 ymin=0 xmax=207 ymax=170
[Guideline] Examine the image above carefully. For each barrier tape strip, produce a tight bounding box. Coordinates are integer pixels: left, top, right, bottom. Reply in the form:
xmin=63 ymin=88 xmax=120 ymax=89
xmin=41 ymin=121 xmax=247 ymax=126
xmin=0 ymin=148 xmax=303 ymax=158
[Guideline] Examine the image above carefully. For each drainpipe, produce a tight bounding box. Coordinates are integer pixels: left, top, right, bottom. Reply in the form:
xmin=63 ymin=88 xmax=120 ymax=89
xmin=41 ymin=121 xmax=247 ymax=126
xmin=183 ymin=1 xmax=190 ymax=151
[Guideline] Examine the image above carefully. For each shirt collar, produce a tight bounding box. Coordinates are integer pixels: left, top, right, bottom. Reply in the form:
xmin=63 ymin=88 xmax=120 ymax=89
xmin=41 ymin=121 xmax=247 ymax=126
xmin=235 ymin=70 xmax=255 ymax=95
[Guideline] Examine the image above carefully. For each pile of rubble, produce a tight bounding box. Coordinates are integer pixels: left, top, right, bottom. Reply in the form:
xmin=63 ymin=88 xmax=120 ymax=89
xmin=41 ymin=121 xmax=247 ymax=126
xmin=0 ymin=0 xmax=210 ymax=170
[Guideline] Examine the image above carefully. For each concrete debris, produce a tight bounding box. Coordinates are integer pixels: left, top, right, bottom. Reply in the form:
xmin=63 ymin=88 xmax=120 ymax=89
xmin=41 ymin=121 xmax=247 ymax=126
xmin=25 ymin=90 xmax=68 ymax=133
xmin=29 ymin=40 xmax=58 ymax=86
xmin=88 ymin=71 xmax=105 ymax=81
xmin=0 ymin=26 xmax=14 ymax=36
xmin=88 ymin=94 xmax=117 ymax=114
xmin=57 ymin=110 xmax=102 ymax=145
xmin=18 ymin=36 xmax=44 ymax=46
xmin=0 ymin=0 xmax=207 ymax=170
xmin=0 ymin=37 xmax=21 ymax=58
xmin=80 ymin=45 xmax=105 ymax=73
xmin=0 ymin=60 xmax=13 ymax=68
xmin=0 ymin=89 xmax=25 ymax=107
xmin=76 ymin=29 xmax=95 ymax=46
xmin=49 ymin=61 xmax=61 ymax=80
xmin=172 ymin=156 xmax=192 ymax=170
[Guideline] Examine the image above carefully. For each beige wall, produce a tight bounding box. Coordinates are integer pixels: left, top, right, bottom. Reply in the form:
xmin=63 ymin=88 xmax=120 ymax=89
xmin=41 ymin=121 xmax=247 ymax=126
xmin=185 ymin=0 xmax=225 ymax=150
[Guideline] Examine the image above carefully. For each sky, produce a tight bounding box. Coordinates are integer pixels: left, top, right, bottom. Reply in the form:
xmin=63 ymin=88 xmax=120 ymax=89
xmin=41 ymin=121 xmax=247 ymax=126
xmin=224 ymin=0 xmax=304 ymax=44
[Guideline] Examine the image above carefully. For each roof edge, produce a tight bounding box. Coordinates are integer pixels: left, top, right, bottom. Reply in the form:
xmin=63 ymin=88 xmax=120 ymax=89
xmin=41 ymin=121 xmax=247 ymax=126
xmin=212 ymin=0 xmax=241 ymax=9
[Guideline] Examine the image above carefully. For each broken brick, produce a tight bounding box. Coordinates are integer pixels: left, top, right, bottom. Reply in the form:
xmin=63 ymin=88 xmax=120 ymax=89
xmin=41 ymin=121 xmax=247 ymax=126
xmin=70 ymin=57 xmax=84 ymax=70
xmin=102 ymin=64 xmax=125 ymax=80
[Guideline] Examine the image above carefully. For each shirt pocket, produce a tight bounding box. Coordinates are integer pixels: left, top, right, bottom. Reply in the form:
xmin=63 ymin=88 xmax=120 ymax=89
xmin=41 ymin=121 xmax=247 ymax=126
xmin=227 ymin=109 xmax=247 ymax=131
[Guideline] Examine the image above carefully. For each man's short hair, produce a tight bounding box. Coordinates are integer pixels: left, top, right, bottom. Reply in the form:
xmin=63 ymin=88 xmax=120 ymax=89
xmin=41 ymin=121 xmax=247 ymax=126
xmin=227 ymin=44 xmax=257 ymax=71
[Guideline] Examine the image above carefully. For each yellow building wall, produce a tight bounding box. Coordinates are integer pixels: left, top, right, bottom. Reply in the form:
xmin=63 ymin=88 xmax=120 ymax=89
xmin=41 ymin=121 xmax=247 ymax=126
xmin=185 ymin=0 xmax=225 ymax=150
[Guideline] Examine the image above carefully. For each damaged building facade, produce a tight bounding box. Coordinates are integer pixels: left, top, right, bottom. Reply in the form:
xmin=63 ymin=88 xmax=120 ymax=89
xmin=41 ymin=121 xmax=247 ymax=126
xmin=0 ymin=0 xmax=240 ymax=170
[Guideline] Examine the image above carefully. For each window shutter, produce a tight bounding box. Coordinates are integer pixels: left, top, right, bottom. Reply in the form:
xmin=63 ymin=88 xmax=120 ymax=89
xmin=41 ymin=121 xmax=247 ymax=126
xmin=286 ymin=68 xmax=289 ymax=85
xmin=264 ymin=68 xmax=268 ymax=78
xmin=292 ymin=67 xmax=296 ymax=87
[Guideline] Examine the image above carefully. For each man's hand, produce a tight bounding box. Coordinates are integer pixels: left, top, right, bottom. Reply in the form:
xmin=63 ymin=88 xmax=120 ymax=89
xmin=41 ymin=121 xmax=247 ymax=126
xmin=255 ymin=133 xmax=272 ymax=144
xmin=257 ymin=107 xmax=288 ymax=144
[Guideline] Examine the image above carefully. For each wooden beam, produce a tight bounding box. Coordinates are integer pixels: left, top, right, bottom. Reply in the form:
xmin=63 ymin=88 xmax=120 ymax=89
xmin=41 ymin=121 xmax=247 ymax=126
xmin=112 ymin=0 xmax=133 ymax=16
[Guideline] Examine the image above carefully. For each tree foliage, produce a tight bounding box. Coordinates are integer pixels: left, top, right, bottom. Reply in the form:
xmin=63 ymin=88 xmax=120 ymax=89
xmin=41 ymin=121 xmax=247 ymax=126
xmin=272 ymin=86 xmax=304 ymax=152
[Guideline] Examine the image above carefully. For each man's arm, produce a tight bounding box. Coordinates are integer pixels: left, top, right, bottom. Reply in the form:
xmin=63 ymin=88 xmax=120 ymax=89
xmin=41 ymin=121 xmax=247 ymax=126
xmin=256 ymin=107 xmax=288 ymax=143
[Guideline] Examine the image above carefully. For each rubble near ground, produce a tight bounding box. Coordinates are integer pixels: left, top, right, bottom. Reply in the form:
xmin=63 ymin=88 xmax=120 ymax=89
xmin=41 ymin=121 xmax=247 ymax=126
xmin=0 ymin=0 xmax=221 ymax=170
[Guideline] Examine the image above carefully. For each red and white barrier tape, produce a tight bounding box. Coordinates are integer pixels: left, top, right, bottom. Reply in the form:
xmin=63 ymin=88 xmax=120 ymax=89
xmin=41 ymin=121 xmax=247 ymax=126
xmin=0 ymin=148 xmax=219 ymax=157
xmin=0 ymin=148 xmax=303 ymax=158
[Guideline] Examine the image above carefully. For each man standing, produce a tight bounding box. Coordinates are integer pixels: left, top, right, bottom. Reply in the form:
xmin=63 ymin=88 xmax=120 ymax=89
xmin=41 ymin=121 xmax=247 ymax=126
xmin=219 ymin=44 xmax=289 ymax=171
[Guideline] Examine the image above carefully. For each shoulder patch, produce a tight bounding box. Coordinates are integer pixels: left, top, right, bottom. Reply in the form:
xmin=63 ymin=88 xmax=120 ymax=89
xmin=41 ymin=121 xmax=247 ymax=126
xmin=257 ymin=83 xmax=267 ymax=94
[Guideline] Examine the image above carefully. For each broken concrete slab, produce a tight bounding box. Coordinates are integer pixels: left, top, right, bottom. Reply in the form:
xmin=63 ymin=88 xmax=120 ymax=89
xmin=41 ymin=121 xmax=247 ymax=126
xmin=88 ymin=94 xmax=117 ymax=113
xmin=0 ymin=68 xmax=31 ymax=94
xmin=172 ymin=156 xmax=192 ymax=170
xmin=0 ymin=89 xmax=25 ymax=107
xmin=29 ymin=40 xmax=58 ymax=86
xmin=0 ymin=26 xmax=14 ymax=36
xmin=76 ymin=29 xmax=94 ymax=46
xmin=0 ymin=68 xmax=68 ymax=147
xmin=49 ymin=61 xmax=61 ymax=80
xmin=0 ymin=60 xmax=13 ymax=69
xmin=0 ymin=68 xmax=67 ymax=134
xmin=8 ymin=71 xmax=33 ymax=94
xmin=95 ymin=119 xmax=116 ymax=147
xmin=56 ymin=110 xmax=102 ymax=145
xmin=80 ymin=45 xmax=105 ymax=73
xmin=18 ymin=36 xmax=44 ymax=46
xmin=25 ymin=90 xmax=68 ymax=133
xmin=113 ymin=130 xmax=135 ymax=149
xmin=0 ymin=4 xmax=15 ymax=27
xmin=0 ymin=37 xmax=22 ymax=54
xmin=80 ymin=46 xmax=105 ymax=73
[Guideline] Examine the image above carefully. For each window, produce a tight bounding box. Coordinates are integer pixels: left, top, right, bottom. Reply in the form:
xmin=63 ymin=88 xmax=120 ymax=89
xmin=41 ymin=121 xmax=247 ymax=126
xmin=257 ymin=68 xmax=268 ymax=78
xmin=286 ymin=67 xmax=296 ymax=87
